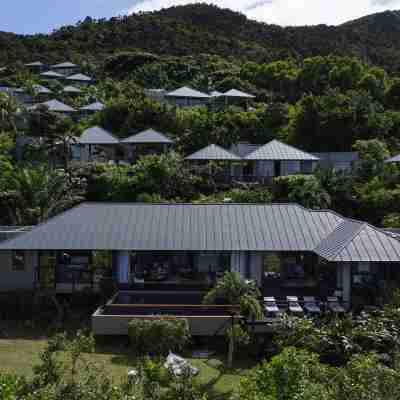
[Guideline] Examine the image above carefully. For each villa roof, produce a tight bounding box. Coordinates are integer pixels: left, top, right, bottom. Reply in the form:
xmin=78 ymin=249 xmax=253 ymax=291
xmin=166 ymin=86 xmax=210 ymax=99
xmin=80 ymin=102 xmax=105 ymax=111
xmin=66 ymin=73 xmax=92 ymax=82
xmin=121 ymin=128 xmax=173 ymax=144
xmin=34 ymin=99 xmax=76 ymax=113
xmin=63 ymin=85 xmax=82 ymax=93
xmin=186 ymin=144 xmax=241 ymax=161
xmin=78 ymin=126 xmax=119 ymax=145
xmin=25 ymin=61 xmax=44 ymax=67
xmin=0 ymin=203 xmax=398 ymax=262
xmin=315 ymin=220 xmax=400 ymax=262
xmin=52 ymin=62 xmax=78 ymax=68
xmin=33 ymin=84 xmax=52 ymax=94
xmin=40 ymin=70 xmax=64 ymax=78
xmin=245 ymin=140 xmax=320 ymax=161
xmin=386 ymin=154 xmax=400 ymax=163
xmin=222 ymin=89 xmax=255 ymax=98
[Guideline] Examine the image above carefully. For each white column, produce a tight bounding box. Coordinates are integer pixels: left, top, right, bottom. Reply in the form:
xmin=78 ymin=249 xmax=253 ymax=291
xmin=117 ymin=251 xmax=130 ymax=284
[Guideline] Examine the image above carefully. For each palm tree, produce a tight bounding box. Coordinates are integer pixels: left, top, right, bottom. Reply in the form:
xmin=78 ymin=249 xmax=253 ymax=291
xmin=0 ymin=166 xmax=85 ymax=225
xmin=203 ymin=271 xmax=263 ymax=367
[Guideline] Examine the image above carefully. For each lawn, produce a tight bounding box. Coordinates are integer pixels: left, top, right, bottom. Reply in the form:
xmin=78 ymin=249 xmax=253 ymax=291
xmin=0 ymin=321 xmax=255 ymax=399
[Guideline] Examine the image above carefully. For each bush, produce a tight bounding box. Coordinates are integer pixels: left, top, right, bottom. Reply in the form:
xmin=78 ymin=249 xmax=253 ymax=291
xmin=128 ymin=317 xmax=190 ymax=356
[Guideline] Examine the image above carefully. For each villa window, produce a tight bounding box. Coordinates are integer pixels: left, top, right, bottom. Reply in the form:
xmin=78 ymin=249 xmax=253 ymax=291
xmin=12 ymin=251 xmax=25 ymax=271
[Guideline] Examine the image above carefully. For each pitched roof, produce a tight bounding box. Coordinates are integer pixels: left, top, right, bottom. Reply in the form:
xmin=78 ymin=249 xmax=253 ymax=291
xmin=66 ymin=73 xmax=92 ymax=82
xmin=35 ymin=99 xmax=76 ymax=113
xmin=40 ymin=70 xmax=64 ymax=78
xmin=222 ymin=89 xmax=255 ymax=98
xmin=25 ymin=61 xmax=44 ymax=67
xmin=166 ymin=86 xmax=210 ymax=99
xmin=0 ymin=203 xmax=343 ymax=252
xmin=52 ymin=62 xmax=78 ymax=68
xmin=245 ymin=140 xmax=320 ymax=161
xmin=121 ymin=128 xmax=173 ymax=144
xmin=230 ymin=143 xmax=262 ymax=158
xmin=314 ymin=220 xmax=400 ymax=262
xmin=63 ymin=85 xmax=82 ymax=93
xmin=386 ymin=154 xmax=400 ymax=163
xmin=33 ymin=84 xmax=52 ymax=94
xmin=78 ymin=126 xmax=119 ymax=145
xmin=313 ymin=152 xmax=359 ymax=163
xmin=210 ymin=90 xmax=223 ymax=97
xmin=186 ymin=144 xmax=242 ymax=161
xmin=80 ymin=102 xmax=105 ymax=111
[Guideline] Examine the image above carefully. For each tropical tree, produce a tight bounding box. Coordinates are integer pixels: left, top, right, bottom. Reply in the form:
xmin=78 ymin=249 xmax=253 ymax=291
xmin=203 ymin=271 xmax=262 ymax=367
xmin=0 ymin=166 xmax=85 ymax=225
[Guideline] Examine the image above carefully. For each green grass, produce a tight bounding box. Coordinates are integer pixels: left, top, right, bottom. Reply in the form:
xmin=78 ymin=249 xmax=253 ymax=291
xmin=0 ymin=322 xmax=255 ymax=399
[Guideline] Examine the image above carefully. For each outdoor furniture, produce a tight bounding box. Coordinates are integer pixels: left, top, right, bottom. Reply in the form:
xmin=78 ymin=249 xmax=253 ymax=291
xmin=327 ymin=296 xmax=345 ymax=314
xmin=264 ymin=296 xmax=280 ymax=316
xmin=287 ymin=296 xmax=303 ymax=314
xmin=303 ymin=296 xmax=321 ymax=314
xmin=164 ymin=352 xmax=199 ymax=376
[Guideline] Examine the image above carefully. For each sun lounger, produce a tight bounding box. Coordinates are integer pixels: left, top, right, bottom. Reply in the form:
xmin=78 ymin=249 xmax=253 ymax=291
xmin=287 ymin=296 xmax=303 ymax=314
xmin=264 ymin=296 xmax=280 ymax=316
xmin=303 ymin=296 xmax=321 ymax=314
xmin=327 ymin=296 xmax=345 ymax=313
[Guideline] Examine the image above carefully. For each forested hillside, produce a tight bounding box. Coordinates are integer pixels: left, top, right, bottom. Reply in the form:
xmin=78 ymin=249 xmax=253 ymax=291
xmin=0 ymin=4 xmax=399 ymax=229
xmin=3 ymin=4 xmax=400 ymax=72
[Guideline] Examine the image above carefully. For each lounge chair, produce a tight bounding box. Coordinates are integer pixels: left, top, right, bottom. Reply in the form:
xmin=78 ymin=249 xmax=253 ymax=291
xmin=327 ymin=296 xmax=345 ymax=314
xmin=264 ymin=296 xmax=280 ymax=316
xmin=287 ymin=296 xmax=303 ymax=314
xmin=303 ymin=296 xmax=321 ymax=314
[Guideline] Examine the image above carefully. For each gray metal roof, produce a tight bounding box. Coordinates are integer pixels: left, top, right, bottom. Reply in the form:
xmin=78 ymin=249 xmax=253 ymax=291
xmin=186 ymin=144 xmax=242 ymax=161
xmin=0 ymin=203 xmax=343 ymax=252
xmin=166 ymin=87 xmax=210 ymax=99
xmin=52 ymin=62 xmax=78 ymax=68
xmin=35 ymin=100 xmax=76 ymax=113
xmin=315 ymin=220 xmax=400 ymax=262
xmin=26 ymin=61 xmax=44 ymax=66
xmin=245 ymin=140 xmax=320 ymax=161
xmin=80 ymin=102 xmax=105 ymax=111
xmin=0 ymin=203 xmax=398 ymax=262
xmin=66 ymin=73 xmax=92 ymax=82
xmin=0 ymin=226 xmax=33 ymax=243
xmin=387 ymin=154 xmax=400 ymax=163
xmin=222 ymin=89 xmax=255 ymax=98
xmin=33 ymin=84 xmax=52 ymax=94
xmin=313 ymin=152 xmax=359 ymax=163
xmin=63 ymin=85 xmax=82 ymax=93
xmin=210 ymin=91 xmax=223 ymax=97
xmin=231 ymin=143 xmax=261 ymax=158
xmin=40 ymin=70 xmax=64 ymax=78
xmin=121 ymin=129 xmax=173 ymax=144
xmin=78 ymin=126 xmax=119 ymax=145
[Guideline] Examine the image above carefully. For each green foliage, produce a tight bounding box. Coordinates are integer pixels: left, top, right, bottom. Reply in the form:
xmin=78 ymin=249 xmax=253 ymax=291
xmin=0 ymin=165 xmax=85 ymax=225
xmin=383 ymin=213 xmax=400 ymax=228
xmin=197 ymin=187 xmax=273 ymax=203
xmin=238 ymin=347 xmax=333 ymax=400
xmin=274 ymin=174 xmax=331 ymax=209
xmin=128 ymin=317 xmax=191 ymax=356
xmin=203 ymin=271 xmax=263 ymax=319
xmin=0 ymin=374 xmax=24 ymax=400
xmin=274 ymin=307 xmax=400 ymax=366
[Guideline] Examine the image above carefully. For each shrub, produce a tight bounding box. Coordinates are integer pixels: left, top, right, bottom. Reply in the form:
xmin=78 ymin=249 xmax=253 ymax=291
xmin=128 ymin=317 xmax=190 ymax=356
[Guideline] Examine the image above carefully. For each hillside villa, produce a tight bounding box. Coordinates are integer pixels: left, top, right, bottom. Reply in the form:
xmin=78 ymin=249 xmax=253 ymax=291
xmin=0 ymin=202 xmax=399 ymax=335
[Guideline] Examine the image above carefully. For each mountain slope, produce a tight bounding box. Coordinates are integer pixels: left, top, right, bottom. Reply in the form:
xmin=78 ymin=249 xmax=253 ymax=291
xmin=2 ymin=4 xmax=400 ymax=72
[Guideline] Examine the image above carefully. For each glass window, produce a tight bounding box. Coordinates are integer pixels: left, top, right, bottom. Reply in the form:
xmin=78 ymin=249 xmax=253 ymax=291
xmin=12 ymin=251 xmax=25 ymax=271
